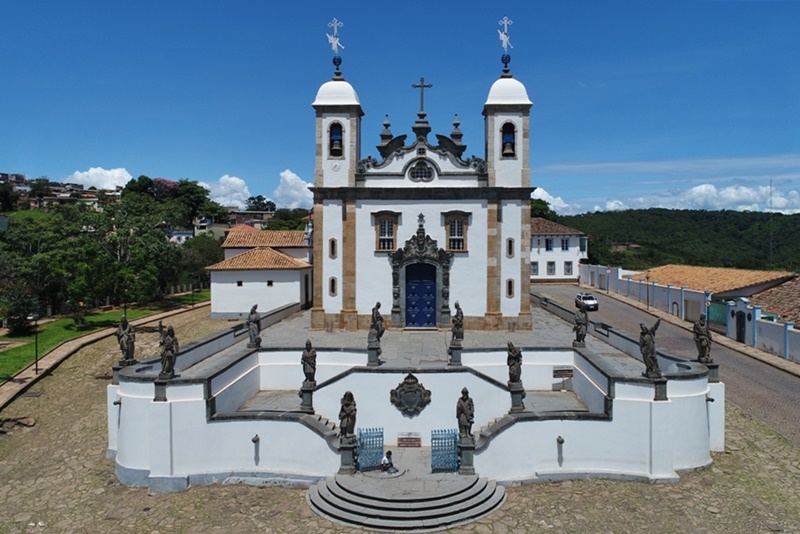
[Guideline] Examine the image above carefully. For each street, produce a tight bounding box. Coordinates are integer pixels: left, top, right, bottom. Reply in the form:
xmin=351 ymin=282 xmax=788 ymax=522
xmin=536 ymin=284 xmax=800 ymax=447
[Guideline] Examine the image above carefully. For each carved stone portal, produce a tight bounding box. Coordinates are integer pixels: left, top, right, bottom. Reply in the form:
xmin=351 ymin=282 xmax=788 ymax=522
xmin=390 ymin=215 xmax=453 ymax=328
xmin=390 ymin=373 xmax=432 ymax=418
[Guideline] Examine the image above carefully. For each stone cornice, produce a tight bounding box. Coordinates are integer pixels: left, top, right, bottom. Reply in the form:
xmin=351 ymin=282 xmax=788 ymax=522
xmin=311 ymin=186 xmax=536 ymax=201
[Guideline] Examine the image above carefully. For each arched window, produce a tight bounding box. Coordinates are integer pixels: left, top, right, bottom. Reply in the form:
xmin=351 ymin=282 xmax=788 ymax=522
xmin=329 ymin=123 xmax=343 ymax=158
xmin=506 ymin=238 xmax=515 ymax=258
xmin=329 ymin=277 xmax=338 ymax=296
xmin=501 ymin=122 xmax=516 ymax=158
xmin=506 ymin=279 xmax=515 ymax=298
xmin=329 ymin=238 xmax=337 ymax=259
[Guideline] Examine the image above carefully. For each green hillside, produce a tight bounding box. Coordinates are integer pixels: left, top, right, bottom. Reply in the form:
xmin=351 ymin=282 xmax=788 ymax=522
xmin=556 ymin=208 xmax=799 ymax=272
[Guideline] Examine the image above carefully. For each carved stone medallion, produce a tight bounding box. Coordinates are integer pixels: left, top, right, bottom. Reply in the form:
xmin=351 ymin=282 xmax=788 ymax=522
xmin=390 ymin=373 xmax=432 ymax=418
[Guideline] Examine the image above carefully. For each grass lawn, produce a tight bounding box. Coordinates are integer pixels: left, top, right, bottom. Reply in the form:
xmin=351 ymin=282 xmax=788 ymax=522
xmin=0 ymin=290 xmax=210 ymax=381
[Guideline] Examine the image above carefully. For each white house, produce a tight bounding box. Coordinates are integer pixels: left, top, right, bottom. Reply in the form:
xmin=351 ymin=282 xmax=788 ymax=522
xmin=310 ymin=54 xmax=534 ymax=331
xmin=530 ymin=218 xmax=587 ymax=282
xmin=207 ymin=247 xmax=312 ymax=319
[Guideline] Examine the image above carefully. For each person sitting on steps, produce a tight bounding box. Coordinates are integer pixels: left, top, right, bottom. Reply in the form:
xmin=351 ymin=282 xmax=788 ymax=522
xmin=381 ymin=450 xmax=398 ymax=474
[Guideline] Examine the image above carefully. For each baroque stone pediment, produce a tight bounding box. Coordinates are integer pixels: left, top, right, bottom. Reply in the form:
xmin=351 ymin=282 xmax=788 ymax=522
xmin=390 ymin=373 xmax=432 ymax=418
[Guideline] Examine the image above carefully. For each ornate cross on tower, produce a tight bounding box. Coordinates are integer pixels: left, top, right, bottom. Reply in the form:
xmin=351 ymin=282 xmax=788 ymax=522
xmin=326 ymin=17 xmax=344 ymax=55
xmin=411 ymin=77 xmax=433 ymax=113
xmin=498 ymin=16 xmax=513 ymax=52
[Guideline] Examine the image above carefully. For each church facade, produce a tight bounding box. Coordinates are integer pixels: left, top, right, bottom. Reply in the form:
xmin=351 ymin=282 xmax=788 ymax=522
xmin=310 ymin=59 xmax=535 ymax=332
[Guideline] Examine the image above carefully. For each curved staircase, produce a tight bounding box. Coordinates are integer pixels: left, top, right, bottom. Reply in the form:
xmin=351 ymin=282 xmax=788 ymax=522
xmin=307 ymin=473 xmax=505 ymax=532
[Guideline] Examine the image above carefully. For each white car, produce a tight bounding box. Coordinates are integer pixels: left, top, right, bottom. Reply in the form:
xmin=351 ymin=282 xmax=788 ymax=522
xmin=575 ymin=293 xmax=599 ymax=311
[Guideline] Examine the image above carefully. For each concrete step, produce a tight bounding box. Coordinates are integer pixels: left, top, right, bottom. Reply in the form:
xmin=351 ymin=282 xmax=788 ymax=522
xmin=307 ymin=475 xmax=505 ymax=531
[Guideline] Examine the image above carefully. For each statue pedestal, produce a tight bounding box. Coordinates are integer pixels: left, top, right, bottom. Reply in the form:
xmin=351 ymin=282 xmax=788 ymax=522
xmin=700 ymin=360 xmax=719 ymax=383
xmin=572 ymin=341 xmax=586 ymax=348
xmin=338 ymin=438 xmax=357 ymax=474
xmin=111 ymin=365 xmax=122 ymax=386
xmin=653 ymin=377 xmax=668 ymax=401
xmin=153 ymin=379 xmax=168 ymax=402
xmin=367 ymin=344 xmax=382 ymax=367
xmin=458 ymin=437 xmax=476 ymax=475
xmin=448 ymin=340 xmax=462 ymax=366
xmin=299 ymin=382 xmax=315 ymax=413
xmin=509 ymin=381 xmax=525 ymax=412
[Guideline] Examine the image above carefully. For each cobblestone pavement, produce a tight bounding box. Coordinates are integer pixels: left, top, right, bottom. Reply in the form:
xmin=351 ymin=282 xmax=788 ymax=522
xmin=2 ymin=307 xmax=800 ymax=533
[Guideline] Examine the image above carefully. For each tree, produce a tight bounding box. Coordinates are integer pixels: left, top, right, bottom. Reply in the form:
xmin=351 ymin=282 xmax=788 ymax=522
xmin=179 ymin=233 xmax=223 ymax=286
xmin=0 ymin=183 xmax=20 ymax=211
xmin=29 ymin=177 xmax=51 ymax=203
xmin=266 ymin=208 xmax=310 ymax=230
xmin=531 ymin=198 xmax=557 ymax=221
xmin=245 ymin=195 xmax=276 ymax=212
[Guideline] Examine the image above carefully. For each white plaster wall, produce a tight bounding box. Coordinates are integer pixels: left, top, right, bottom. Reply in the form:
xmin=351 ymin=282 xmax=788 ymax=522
xmin=461 ymin=350 xmax=573 ymax=390
xmin=107 ymin=384 xmax=120 ymax=453
xmin=361 ymin=152 xmax=480 ymax=189
xmin=530 ymin=234 xmax=585 ymax=280
xmin=790 ymin=329 xmax=800 ymax=362
xmin=313 ymin=372 xmax=510 ymax=446
xmin=210 ymin=270 xmax=301 ymax=316
xmin=353 ymin=200 xmax=489 ymax=316
xmin=500 ymin=200 xmax=522 ymax=316
xmin=491 ymin=112 xmax=524 ymax=188
xmin=259 ymin=350 xmax=364 ymax=389
xmin=321 ymin=114 xmax=353 ymax=187
xmin=322 ymin=200 xmax=343 ymax=311
xmin=476 ymin=399 xmax=656 ymax=481
xmin=708 ymin=382 xmax=726 ymax=451
xmin=667 ymin=384 xmax=711 ymax=469
xmin=756 ymin=319 xmax=789 ymax=358
xmin=116 ymin=381 xmax=155 ymax=471
xmin=212 ymin=355 xmax=260 ymax=414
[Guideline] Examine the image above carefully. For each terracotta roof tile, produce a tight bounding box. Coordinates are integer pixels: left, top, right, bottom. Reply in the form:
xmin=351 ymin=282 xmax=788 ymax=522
xmin=207 ymin=247 xmax=310 ymax=271
xmin=751 ymin=277 xmax=800 ymax=324
xmin=222 ymin=230 xmax=307 ymax=248
xmin=530 ymin=218 xmax=584 ymax=236
xmin=227 ymin=224 xmax=259 ymax=232
xmin=629 ymin=265 xmax=795 ymax=294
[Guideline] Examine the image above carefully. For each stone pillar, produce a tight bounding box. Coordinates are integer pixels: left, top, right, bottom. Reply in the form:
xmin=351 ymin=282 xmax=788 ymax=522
xmin=653 ymin=377 xmax=668 ymax=402
xmin=484 ymin=201 xmax=501 ymax=330
xmin=509 ymin=382 xmax=525 ymax=412
xmin=367 ymin=337 xmax=382 ymax=367
xmin=299 ymin=382 xmax=315 ymax=413
xmin=111 ymin=365 xmax=122 ymax=386
xmin=340 ymin=200 xmax=358 ymax=331
xmin=153 ymin=379 xmax=168 ymax=402
xmin=448 ymin=340 xmax=462 ymax=366
xmin=338 ymin=439 xmax=357 ymax=474
xmin=458 ymin=437 xmax=476 ymax=475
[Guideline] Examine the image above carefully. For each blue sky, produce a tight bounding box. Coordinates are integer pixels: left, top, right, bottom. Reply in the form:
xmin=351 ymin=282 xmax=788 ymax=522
xmin=2 ymin=1 xmax=799 ymax=214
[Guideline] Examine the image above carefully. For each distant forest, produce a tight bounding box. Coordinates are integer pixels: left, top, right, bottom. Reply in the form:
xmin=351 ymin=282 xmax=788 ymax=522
xmin=555 ymin=208 xmax=799 ymax=272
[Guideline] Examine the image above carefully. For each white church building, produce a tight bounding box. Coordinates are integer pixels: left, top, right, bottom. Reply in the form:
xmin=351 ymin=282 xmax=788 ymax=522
xmin=310 ymin=49 xmax=535 ymax=332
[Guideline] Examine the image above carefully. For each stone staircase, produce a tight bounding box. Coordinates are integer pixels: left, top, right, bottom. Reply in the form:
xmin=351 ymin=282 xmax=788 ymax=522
xmin=307 ymin=473 xmax=505 ymax=531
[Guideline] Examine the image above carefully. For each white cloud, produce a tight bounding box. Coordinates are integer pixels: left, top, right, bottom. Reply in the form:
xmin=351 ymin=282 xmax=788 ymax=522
xmin=203 ymin=175 xmax=252 ymax=209
xmin=605 ymin=199 xmax=627 ymax=211
xmin=272 ymin=169 xmax=312 ymax=209
xmin=67 ymin=167 xmax=132 ymax=189
xmin=531 ymin=187 xmax=579 ymax=214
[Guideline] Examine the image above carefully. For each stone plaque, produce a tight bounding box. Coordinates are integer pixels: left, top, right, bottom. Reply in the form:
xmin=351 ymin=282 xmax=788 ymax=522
xmin=390 ymin=373 xmax=432 ymax=418
xmin=397 ymin=432 xmax=422 ymax=447
xmin=553 ymin=367 xmax=574 ymax=379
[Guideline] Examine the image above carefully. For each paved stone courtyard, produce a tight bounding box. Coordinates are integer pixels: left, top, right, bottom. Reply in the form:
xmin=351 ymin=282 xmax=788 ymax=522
xmin=2 ymin=307 xmax=800 ymax=533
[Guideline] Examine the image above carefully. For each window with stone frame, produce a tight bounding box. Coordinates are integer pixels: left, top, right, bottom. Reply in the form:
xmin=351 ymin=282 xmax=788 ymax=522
xmin=547 ymin=261 xmax=556 ymax=276
xmin=545 ymin=238 xmax=553 ymax=251
xmin=561 ymin=238 xmax=570 ymax=251
xmin=443 ymin=211 xmax=470 ymax=252
xmin=532 ymin=262 xmax=539 ymax=276
xmin=373 ymin=211 xmax=400 ymax=252
xmin=564 ymin=261 xmax=573 ymax=276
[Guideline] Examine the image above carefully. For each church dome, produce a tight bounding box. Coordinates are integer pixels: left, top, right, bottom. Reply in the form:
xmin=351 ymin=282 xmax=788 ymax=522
xmin=484 ymin=77 xmax=532 ymax=106
xmin=313 ymin=79 xmax=361 ymax=106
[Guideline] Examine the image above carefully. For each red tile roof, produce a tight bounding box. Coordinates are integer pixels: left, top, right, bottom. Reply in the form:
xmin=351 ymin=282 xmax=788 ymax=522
xmin=751 ymin=276 xmax=800 ymax=324
xmin=222 ymin=230 xmax=307 ymax=248
xmin=629 ymin=265 xmax=795 ymax=294
xmin=227 ymin=224 xmax=259 ymax=232
xmin=530 ymin=218 xmax=584 ymax=236
xmin=207 ymin=247 xmax=311 ymax=271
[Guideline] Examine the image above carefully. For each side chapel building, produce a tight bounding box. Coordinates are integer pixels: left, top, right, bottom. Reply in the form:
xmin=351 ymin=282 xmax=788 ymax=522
xmin=310 ymin=44 xmax=535 ymax=332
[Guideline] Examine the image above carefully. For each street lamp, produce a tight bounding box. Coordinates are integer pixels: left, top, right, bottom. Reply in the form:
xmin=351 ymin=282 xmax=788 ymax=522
xmin=646 ymin=271 xmax=651 ymax=311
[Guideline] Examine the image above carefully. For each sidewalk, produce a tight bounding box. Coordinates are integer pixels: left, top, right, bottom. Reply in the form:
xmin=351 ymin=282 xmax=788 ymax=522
xmin=0 ymin=302 xmax=210 ymax=413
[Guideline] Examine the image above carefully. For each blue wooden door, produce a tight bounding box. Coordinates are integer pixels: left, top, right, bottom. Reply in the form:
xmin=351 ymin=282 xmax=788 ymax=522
xmin=406 ymin=263 xmax=437 ymax=327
